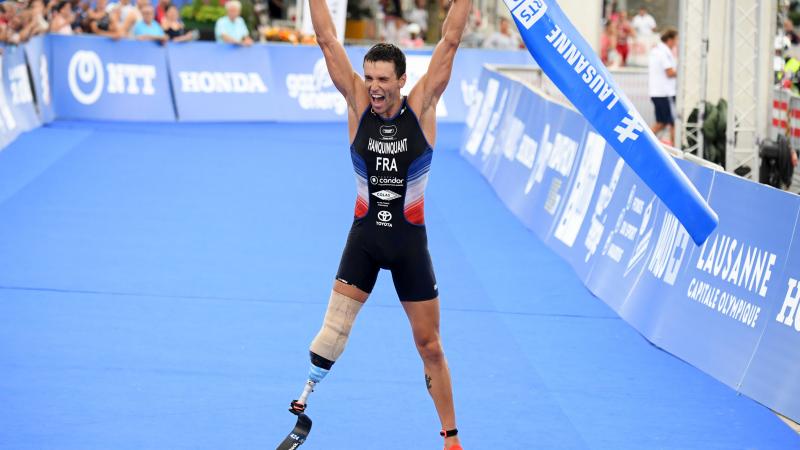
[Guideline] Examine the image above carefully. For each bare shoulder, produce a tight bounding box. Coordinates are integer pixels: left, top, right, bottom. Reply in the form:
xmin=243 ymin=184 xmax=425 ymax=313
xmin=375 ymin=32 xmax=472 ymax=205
xmin=350 ymin=75 xmax=370 ymax=114
xmin=406 ymin=77 xmax=426 ymax=116
xmin=347 ymin=76 xmax=370 ymax=142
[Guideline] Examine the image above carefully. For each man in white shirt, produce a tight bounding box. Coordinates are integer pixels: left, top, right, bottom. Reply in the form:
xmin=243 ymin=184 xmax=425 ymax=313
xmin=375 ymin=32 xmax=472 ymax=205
xmin=632 ymin=7 xmax=656 ymax=38
xmin=649 ymin=28 xmax=678 ymax=144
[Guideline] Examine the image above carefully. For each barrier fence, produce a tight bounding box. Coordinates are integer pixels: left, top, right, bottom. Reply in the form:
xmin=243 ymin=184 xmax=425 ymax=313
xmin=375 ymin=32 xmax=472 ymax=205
xmin=462 ymin=65 xmax=800 ymax=423
xmin=0 ymin=34 xmax=533 ymax=144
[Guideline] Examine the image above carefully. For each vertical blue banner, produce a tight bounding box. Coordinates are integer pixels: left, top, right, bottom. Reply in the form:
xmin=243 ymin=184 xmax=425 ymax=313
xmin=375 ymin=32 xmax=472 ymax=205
xmin=738 ymin=209 xmax=800 ymax=422
xmin=50 ymin=35 xmax=175 ymax=121
xmin=167 ymin=42 xmax=276 ymax=122
xmin=23 ymin=35 xmax=55 ymax=123
xmin=2 ymin=44 xmax=40 ymax=133
xmin=0 ymin=45 xmax=23 ymax=147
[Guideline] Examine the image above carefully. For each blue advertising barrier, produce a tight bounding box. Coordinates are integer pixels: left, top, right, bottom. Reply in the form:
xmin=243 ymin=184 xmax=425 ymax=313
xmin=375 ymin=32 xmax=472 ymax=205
xmin=0 ymin=46 xmax=22 ymax=148
xmin=167 ymin=43 xmax=276 ymax=122
xmin=49 ymin=35 xmax=175 ymax=121
xmin=266 ymin=44 xmax=362 ymax=122
xmin=623 ymin=173 xmax=798 ymax=388
xmin=23 ymin=35 xmax=54 ymax=123
xmin=460 ymin=64 xmax=800 ymax=422
xmin=739 ymin=211 xmax=800 ymax=421
xmin=1 ymin=36 xmax=531 ymax=131
xmin=2 ymin=44 xmax=40 ymax=133
xmin=587 ymin=160 xmax=716 ymax=312
xmin=503 ymin=0 xmax=718 ymax=245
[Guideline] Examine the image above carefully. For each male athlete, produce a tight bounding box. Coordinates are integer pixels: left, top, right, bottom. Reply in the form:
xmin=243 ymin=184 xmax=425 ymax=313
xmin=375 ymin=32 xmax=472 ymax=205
xmin=286 ymin=0 xmax=470 ymax=449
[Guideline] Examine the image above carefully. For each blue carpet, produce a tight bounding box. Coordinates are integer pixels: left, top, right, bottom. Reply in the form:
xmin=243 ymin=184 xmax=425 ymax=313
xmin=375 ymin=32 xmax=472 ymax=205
xmin=0 ymin=121 xmax=797 ymax=449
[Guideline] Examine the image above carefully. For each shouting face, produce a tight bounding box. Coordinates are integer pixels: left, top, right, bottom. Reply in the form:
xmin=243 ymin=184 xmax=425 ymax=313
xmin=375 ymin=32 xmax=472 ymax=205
xmin=363 ymin=60 xmax=406 ymax=117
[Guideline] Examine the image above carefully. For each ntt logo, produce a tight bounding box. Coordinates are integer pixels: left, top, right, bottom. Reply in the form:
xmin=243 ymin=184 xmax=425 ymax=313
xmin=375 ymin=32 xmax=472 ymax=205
xmin=178 ymin=71 xmax=268 ymax=94
xmin=68 ymin=50 xmax=157 ymax=105
xmin=68 ymin=51 xmax=104 ymax=105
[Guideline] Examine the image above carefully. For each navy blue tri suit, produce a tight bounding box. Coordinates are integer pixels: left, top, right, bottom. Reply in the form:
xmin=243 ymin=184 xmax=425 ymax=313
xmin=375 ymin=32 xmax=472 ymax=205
xmin=336 ymin=98 xmax=438 ymax=302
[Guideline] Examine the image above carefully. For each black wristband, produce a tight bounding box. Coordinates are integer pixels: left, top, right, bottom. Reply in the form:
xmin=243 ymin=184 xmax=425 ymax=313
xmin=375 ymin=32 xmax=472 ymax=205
xmin=440 ymin=428 xmax=458 ymax=438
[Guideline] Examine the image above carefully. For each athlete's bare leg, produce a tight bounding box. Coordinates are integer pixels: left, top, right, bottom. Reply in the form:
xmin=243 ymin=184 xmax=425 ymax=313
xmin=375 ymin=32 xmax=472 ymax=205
xmin=402 ymin=298 xmax=460 ymax=448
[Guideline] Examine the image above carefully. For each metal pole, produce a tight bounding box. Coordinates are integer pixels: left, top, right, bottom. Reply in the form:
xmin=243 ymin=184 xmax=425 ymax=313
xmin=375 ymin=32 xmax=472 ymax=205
xmin=726 ymin=0 xmax=736 ymax=172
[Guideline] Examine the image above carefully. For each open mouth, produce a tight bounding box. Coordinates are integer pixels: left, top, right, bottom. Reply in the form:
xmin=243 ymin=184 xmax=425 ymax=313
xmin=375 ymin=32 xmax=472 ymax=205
xmin=371 ymin=94 xmax=386 ymax=108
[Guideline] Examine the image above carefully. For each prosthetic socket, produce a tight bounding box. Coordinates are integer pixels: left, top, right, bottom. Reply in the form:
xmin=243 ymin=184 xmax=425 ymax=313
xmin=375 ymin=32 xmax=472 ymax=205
xmin=308 ymin=291 xmax=363 ymax=383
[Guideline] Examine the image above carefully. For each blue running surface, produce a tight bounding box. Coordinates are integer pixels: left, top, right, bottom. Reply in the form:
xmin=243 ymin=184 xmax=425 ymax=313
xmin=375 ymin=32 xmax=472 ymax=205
xmin=0 ymin=121 xmax=797 ymax=450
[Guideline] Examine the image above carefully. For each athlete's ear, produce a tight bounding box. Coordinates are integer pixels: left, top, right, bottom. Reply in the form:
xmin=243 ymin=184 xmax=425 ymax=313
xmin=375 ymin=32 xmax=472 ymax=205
xmin=398 ymin=73 xmax=407 ymax=89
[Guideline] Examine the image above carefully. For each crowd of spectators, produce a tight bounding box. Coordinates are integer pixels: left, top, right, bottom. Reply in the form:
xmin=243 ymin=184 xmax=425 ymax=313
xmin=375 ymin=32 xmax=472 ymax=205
xmin=0 ymin=0 xmax=200 ymax=45
xmin=601 ymin=6 xmax=658 ymax=68
xmin=378 ymin=0 xmax=520 ymax=50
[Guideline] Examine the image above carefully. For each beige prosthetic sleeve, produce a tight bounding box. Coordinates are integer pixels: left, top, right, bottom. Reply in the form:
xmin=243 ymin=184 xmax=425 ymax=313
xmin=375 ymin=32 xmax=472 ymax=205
xmin=309 ymin=291 xmax=363 ymax=362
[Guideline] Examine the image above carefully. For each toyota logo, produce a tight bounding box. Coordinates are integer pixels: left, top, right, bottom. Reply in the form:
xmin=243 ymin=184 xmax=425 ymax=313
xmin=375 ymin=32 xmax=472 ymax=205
xmin=378 ymin=211 xmax=392 ymax=222
xmin=68 ymin=50 xmax=104 ymax=105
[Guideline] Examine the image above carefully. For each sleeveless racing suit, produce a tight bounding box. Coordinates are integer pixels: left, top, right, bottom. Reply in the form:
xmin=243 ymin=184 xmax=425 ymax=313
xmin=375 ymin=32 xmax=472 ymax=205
xmin=335 ymin=98 xmax=437 ymax=301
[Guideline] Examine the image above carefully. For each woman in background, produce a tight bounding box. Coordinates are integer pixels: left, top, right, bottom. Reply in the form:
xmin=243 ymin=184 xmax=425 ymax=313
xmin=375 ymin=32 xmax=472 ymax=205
xmin=161 ymin=4 xmax=195 ymax=42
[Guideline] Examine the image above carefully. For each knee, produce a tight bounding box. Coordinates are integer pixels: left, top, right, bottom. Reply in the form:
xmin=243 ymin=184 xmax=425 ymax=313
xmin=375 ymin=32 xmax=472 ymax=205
xmin=415 ymin=336 xmax=444 ymax=364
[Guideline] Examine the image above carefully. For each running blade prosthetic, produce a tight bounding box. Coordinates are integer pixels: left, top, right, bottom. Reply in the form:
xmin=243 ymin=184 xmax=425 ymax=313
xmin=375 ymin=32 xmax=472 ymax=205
xmin=276 ymin=412 xmax=312 ymax=450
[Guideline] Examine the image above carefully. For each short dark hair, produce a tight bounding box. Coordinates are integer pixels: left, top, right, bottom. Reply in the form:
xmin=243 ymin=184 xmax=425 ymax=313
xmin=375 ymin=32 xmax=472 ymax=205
xmin=364 ymin=43 xmax=406 ymax=78
xmin=661 ymin=27 xmax=678 ymax=43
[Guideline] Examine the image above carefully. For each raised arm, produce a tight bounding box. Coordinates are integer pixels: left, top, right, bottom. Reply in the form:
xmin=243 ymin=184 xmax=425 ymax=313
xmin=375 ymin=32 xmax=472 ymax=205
xmin=408 ymin=0 xmax=470 ymax=115
xmin=310 ymin=0 xmax=364 ymax=113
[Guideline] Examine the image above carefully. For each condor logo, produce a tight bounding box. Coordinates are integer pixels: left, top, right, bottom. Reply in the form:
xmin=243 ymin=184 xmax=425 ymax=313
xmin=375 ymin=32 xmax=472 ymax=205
xmin=379 ymin=125 xmax=397 ymax=140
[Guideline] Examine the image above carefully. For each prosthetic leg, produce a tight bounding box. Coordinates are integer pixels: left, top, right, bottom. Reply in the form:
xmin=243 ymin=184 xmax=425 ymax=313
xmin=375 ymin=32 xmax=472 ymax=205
xmin=277 ymin=291 xmax=363 ymax=449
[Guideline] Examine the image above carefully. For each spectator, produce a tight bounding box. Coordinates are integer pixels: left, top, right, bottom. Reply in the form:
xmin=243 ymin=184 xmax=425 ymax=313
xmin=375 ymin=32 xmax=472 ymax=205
xmin=28 ymin=0 xmax=49 ymax=36
xmin=133 ymin=4 xmax=166 ymax=42
xmin=108 ymin=0 xmax=137 ymax=26
xmin=50 ymin=1 xmax=76 ymax=34
xmin=631 ymin=7 xmax=656 ymax=38
xmin=400 ymin=22 xmax=424 ymax=48
xmin=615 ymin=11 xmax=633 ymax=66
xmin=215 ymin=0 xmax=252 ymax=45
xmin=784 ymin=19 xmax=800 ymax=46
xmin=161 ymin=4 xmax=194 ymax=42
xmin=87 ymin=0 xmax=118 ymax=37
xmin=72 ymin=0 xmax=88 ymax=33
xmin=379 ymin=0 xmax=404 ymax=43
xmin=5 ymin=12 xmax=35 ymax=44
xmin=482 ymin=16 xmax=517 ymax=50
xmin=116 ymin=0 xmax=148 ymax=38
xmin=154 ymin=0 xmax=169 ymax=24
xmin=406 ymin=0 xmax=428 ymax=40
xmin=649 ymin=28 xmax=678 ymax=145
xmin=600 ymin=19 xmax=619 ymax=67
xmin=461 ymin=6 xmax=484 ymax=47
